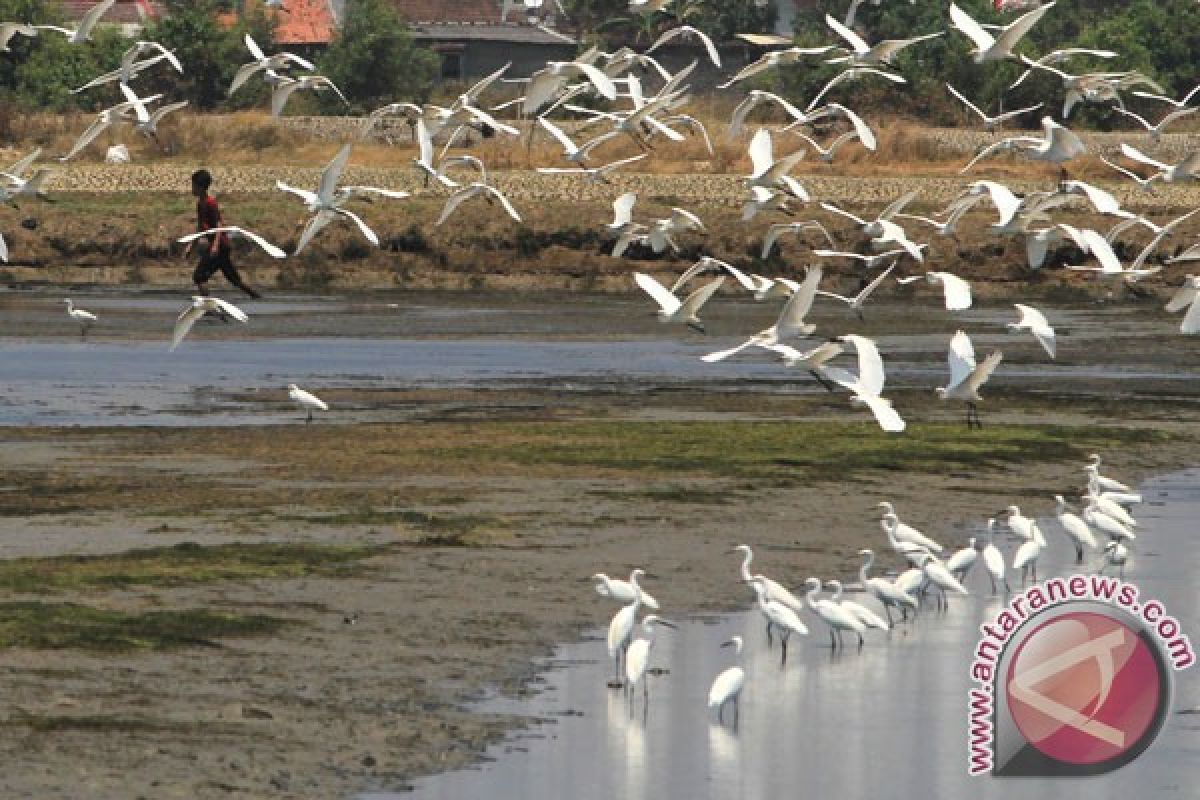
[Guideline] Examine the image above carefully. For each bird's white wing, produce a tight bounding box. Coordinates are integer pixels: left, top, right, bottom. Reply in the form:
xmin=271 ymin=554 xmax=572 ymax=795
xmin=880 ymin=189 xmax=920 ymax=221
xmin=318 ymin=143 xmax=353 ymax=203
xmin=775 ymin=265 xmax=821 ymax=336
xmin=77 ymin=0 xmax=116 ymax=39
xmin=270 ymin=79 xmax=304 ymax=117
xmin=948 ymin=3 xmax=995 ymax=52
xmin=485 ymin=186 xmax=522 ymax=222
xmin=244 ymin=33 xmax=266 ymax=62
xmin=276 ymin=181 xmax=319 ymax=206
xmin=611 ymin=191 xmax=637 ymax=227
xmin=209 ymin=297 xmax=249 ymax=323
xmin=1014 ymin=303 xmax=1055 ymax=357
xmin=537 ymin=116 xmax=577 ymax=154
xmin=573 ymin=62 xmax=617 ymax=100
xmin=965 ymin=351 xmax=1004 ymax=394
xmin=294 ymin=210 xmax=334 ymax=254
xmin=61 ymin=114 xmax=111 ymax=161
xmin=947 ymin=330 xmax=976 ymax=389
xmin=993 ymin=1 xmax=1055 ymax=55
xmin=229 ymin=61 xmax=265 ymax=94
xmin=936 ymin=272 xmax=973 ymax=310
xmin=820 ymin=202 xmax=867 ymax=227
xmin=0 ymin=232 xmax=7 ymax=263
xmin=1181 ymin=295 xmax=1200 ymax=335
xmin=825 ymin=13 xmax=869 ymax=53
xmin=842 ymin=334 xmax=886 ymax=397
xmin=700 ymin=338 xmax=759 ymax=363
xmin=1064 ymin=180 xmax=1120 ymax=215
xmin=861 ymin=394 xmax=906 ymax=432
xmin=170 ymin=303 xmax=205 ymax=351
xmin=434 ymin=187 xmax=474 ymax=227
xmin=335 ymin=208 xmax=380 ymax=246
xmin=1120 ymin=142 xmax=1169 ymax=172
xmin=747 ymin=128 xmax=774 ymax=176
xmin=678 ymin=276 xmax=725 ymax=319
xmin=634 ymin=272 xmax=682 ymax=314
xmin=148 ymin=100 xmax=189 ymax=126
xmin=1165 ymin=281 xmax=1200 ymax=313
xmin=1081 ymin=229 xmax=1124 ymax=272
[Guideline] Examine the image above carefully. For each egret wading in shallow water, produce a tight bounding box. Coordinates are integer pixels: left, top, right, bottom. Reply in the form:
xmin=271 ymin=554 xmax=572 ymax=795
xmin=63 ymin=299 xmax=97 ymax=340
xmin=914 ymin=553 xmax=969 ymax=611
xmin=982 ymin=519 xmax=1010 ymax=595
xmin=708 ymin=636 xmax=746 ymax=728
xmin=592 ymin=568 xmax=659 ymax=609
xmin=857 ymin=548 xmax=917 ymax=625
xmin=1099 ymin=540 xmax=1129 ymax=578
xmin=1054 ymin=495 xmax=1097 ymax=563
xmin=804 ymin=578 xmax=866 ymax=651
xmin=825 ymin=580 xmax=889 ymax=632
xmin=624 ymin=614 xmax=677 ymax=713
xmin=945 ymin=538 xmax=978 ymax=583
xmin=607 ymin=591 xmax=642 ymax=687
xmin=287 ymin=384 xmax=327 ymax=423
xmin=731 ymin=544 xmax=805 ymax=645
xmin=749 ymin=577 xmax=807 ymax=665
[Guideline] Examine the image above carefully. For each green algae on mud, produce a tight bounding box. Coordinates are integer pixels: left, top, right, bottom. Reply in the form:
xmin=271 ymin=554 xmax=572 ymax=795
xmin=0 ymin=602 xmax=288 ymax=651
xmin=0 ymin=541 xmax=384 ymax=593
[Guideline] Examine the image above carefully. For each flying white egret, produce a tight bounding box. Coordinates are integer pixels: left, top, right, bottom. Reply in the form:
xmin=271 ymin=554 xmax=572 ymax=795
xmin=271 ymin=75 xmax=347 ymax=117
xmin=744 ymin=128 xmax=808 ymax=200
xmin=63 ymin=299 xmax=97 ymax=340
xmin=816 ymin=265 xmax=896 ymax=321
xmin=1008 ymin=303 xmax=1056 ymax=358
xmin=436 ymin=182 xmax=521 ymax=226
xmin=750 ymin=578 xmax=808 ymax=664
xmin=936 ymin=331 xmax=1002 ymax=429
xmin=1053 ymin=495 xmax=1097 ymax=563
xmin=761 ymin=340 xmax=844 ymax=391
xmin=1099 ymin=540 xmax=1129 ymax=578
xmin=761 ymin=220 xmax=836 ymax=260
xmin=1118 ymin=143 xmax=1200 ymax=184
xmin=718 ymin=46 xmax=837 ymax=89
xmin=945 ymin=538 xmax=978 ymax=583
xmin=523 ymin=58 xmax=617 ymax=114
xmin=961 ymin=116 xmax=1086 ymax=175
xmin=230 ymin=33 xmax=315 ymax=95
xmin=177 ymin=227 xmax=287 ymax=259
xmin=1010 ymin=47 xmax=1119 ymax=89
xmin=728 ymin=90 xmax=810 ymax=140
xmin=170 ymin=296 xmax=249 ymax=351
xmin=982 ymin=519 xmax=1009 ymax=595
xmin=856 ymin=549 xmax=918 ymax=625
xmin=592 ymin=568 xmax=660 ymax=610
xmin=792 ymin=129 xmax=867 ymax=164
xmin=824 ymin=335 xmax=906 ymax=432
xmin=825 ymin=579 xmax=889 ymax=632
xmin=59 ymin=91 xmax=164 ymax=162
xmin=647 ymin=25 xmax=720 ymax=67
xmin=34 ymin=0 xmax=114 ymax=44
xmin=1165 ymin=276 xmax=1200 ymax=334
xmin=813 ymin=247 xmax=924 ymax=269
xmin=536 ymin=117 xmax=618 ymax=165
xmin=821 ymin=199 xmax=925 ymax=261
xmin=824 ymin=14 xmax=943 ymax=67
xmin=700 ymin=266 xmax=821 ymax=362
xmin=806 ymin=66 xmax=906 ymax=112
xmin=804 ymin=577 xmax=866 ymax=650
xmin=897 ymin=271 xmax=973 ymax=310
xmin=633 ymin=273 xmax=724 ymax=334
xmin=287 ymin=384 xmax=327 ymax=423
xmin=625 ymin=614 xmax=677 ymax=709
xmin=708 ymin=637 xmax=746 ymax=727
xmin=607 ymin=192 xmax=645 ymax=257
xmin=945 ymin=83 xmax=1042 ymax=132
xmin=948 ymin=1 xmax=1056 ymax=63
xmin=1113 ymin=106 xmax=1200 ymax=143
xmin=278 ymin=145 xmax=394 ymax=254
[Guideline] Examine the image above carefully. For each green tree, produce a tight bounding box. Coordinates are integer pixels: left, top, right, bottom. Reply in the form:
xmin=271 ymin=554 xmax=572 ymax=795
xmin=316 ymin=0 xmax=438 ymax=114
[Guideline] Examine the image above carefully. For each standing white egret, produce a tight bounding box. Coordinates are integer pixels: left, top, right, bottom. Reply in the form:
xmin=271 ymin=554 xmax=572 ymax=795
xmin=287 ymin=384 xmax=328 ymax=424
xmin=1086 ymin=454 xmax=1133 ymax=493
xmin=825 ymin=580 xmax=889 ymax=632
xmin=63 ymin=299 xmax=97 ymax=340
xmin=804 ymin=577 xmax=866 ymax=650
xmin=1054 ymin=495 xmax=1097 ymax=563
xmin=625 ymin=614 xmax=678 ymax=710
xmin=708 ymin=636 xmax=746 ymax=727
xmin=982 ymin=519 xmax=1009 ymax=595
xmin=857 ymin=549 xmax=918 ymax=625
xmin=877 ymin=502 xmax=943 ymax=552
xmin=1012 ymin=535 xmax=1041 ymax=587
xmin=945 ymin=538 xmax=978 ymax=583
xmin=607 ymin=592 xmax=642 ymax=685
xmin=732 ymin=545 xmax=804 ymax=647
xmin=1084 ymin=477 xmax=1138 ymax=529
xmin=592 ymin=568 xmax=660 ymax=610
xmin=749 ymin=578 xmax=808 ymax=664
xmin=1099 ymin=540 xmax=1129 ymax=578
xmin=170 ymin=296 xmax=249 ymax=351
xmin=937 ymin=331 xmax=1003 ymax=429
xmin=914 ymin=553 xmax=969 ymax=610
xmin=1005 ymin=505 xmax=1038 ymax=541
xmin=1083 ymin=502 xmax=1136 ymax=542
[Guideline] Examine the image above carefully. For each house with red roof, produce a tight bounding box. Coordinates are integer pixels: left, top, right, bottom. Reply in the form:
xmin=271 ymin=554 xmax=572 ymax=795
xmin=60 ymin=0 xmax=163 ymax=34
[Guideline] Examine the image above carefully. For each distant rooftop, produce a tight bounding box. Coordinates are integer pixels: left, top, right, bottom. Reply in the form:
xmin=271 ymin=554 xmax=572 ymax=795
xmin=61 ymin=0 xmax=162 ymax=25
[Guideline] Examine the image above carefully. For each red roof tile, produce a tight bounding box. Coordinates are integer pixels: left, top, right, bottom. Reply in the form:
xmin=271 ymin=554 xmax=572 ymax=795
xmin=222 ymin=0 xmax=337 ymax=46
xmin=390 ymin=0 xmax=504 ymax=25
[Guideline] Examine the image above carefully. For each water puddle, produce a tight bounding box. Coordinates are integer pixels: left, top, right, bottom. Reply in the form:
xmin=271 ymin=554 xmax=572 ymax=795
xmin=366 ymin=470 xmax=1200 ymax=799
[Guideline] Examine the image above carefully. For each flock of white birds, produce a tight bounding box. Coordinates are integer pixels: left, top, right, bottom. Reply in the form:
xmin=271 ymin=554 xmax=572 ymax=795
xmin=597 ymin=452 xmax=1140 ymax=725
xmin=6 ymin=0 xmax=1198 ymax=432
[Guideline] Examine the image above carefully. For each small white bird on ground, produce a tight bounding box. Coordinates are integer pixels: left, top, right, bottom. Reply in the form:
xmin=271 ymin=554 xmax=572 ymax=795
xmin=1008 ymin=303 xmax=1056 ymax=358
xmin=878 ymin=501 xmax=944 ymax=553
xmin=708 ymin=636 xmax=746 ymax=727
xmin=731 ymin=544 xmax=805 ymax=617
xmin=63 ymin=299 xmax=97 ymax=340
xmin=170 ymin=296 xmax=249 ymax=351
xmin=288 ymin=384 xmax=328 ymax=423
xmin=982 ymin=519 xmax=1009 ymax=595
xmin=607 ymin=593 xmax=642 ymax=685
xmin=825 ymin=579 xmax=889 ymax=632
xmin=936 ymin=330 xmax=1003 ymax=429
xmin=1099 ymin=540 xmax=1129 ymax=578
xmin=592 ymin=568 xmax=660 ymax=609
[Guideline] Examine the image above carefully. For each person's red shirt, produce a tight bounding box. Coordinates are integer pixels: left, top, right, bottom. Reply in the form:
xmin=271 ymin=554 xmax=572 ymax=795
xmin=196 ymin=195 xmax=229 ymax=251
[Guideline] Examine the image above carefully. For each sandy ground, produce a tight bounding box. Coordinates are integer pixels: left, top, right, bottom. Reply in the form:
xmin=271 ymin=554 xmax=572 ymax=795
xmin=0 ymin=289 xmax=1198 ymax=798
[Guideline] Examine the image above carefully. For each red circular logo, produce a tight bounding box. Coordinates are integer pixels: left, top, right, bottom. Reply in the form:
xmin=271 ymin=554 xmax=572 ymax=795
xmin=1006 ymin=612 xmax=1162 ymax=766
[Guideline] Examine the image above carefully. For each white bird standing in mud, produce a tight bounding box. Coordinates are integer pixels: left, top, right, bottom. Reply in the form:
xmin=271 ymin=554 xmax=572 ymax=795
xmin=982 ymin=519 xmax=1009 ymax=595
xmin=592 ymin=568 xmax=659 ymax=610
xmin=624 ymin=614 xmax=677 ymax=711
xmin=804 ymin=577 xmax=866 ymax=650
xmin=63 ymin=298 xmax=97 ymax=340
xmin=288 ymin=384 xmax=328 ymax=424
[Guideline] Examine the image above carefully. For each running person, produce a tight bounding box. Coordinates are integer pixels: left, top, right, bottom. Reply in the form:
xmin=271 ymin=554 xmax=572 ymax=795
xmin=183 ymin=169 xmax=262 ymax=299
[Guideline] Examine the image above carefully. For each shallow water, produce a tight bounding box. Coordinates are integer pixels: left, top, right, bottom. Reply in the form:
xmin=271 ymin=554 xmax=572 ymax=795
xmin=3 ymin=292 xmax=1199 ymax=426
xmin=366 ymin=470 xmax=1200 ymax=800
